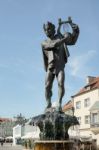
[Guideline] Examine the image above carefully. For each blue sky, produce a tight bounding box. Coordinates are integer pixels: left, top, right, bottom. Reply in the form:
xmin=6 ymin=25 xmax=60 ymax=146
xmin=0 ymin=0 xmax=99 ymax=118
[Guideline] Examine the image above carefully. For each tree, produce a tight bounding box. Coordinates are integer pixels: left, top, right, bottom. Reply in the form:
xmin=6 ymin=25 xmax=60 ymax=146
xmin=14 ymin=113 xmax=27 ymax=125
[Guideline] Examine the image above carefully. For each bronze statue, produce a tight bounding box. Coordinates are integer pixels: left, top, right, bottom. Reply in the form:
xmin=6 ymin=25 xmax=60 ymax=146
xmin=42 ymin=17 xmax=79 ymax=111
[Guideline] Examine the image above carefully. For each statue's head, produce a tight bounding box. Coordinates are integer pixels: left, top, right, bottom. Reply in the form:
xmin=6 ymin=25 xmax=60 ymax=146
xmin=43 ymin=22 xmax=55 ymax=38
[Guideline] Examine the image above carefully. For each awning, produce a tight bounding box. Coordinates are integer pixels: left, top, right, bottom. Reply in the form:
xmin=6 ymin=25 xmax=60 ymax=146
xmin=90 ymin=101 xmax=99 ymax=111
xmin=0 ymin=137 xmax=4 ymax=139
xmin=5 ymin=136 xmax=13 ymax=139
xmin=80 ymin=136 xmax=92 ymax=142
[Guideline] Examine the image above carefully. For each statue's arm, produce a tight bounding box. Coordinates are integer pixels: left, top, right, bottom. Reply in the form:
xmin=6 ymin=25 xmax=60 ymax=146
xmin=42 ymin=38 xmax=68 ymax=50
xmin=66 ymin=23 xmax=80 ymax=45
xmin=54 ymin=35 xmax=71 ymax=47
xmin=41 ymin=33 xmax=76 ymax=50
xmin=41 ymin=41 xmax=56 ymax=50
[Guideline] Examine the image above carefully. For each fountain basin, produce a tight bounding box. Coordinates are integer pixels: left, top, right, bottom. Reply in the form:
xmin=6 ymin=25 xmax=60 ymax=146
xmin=34 ymin=140 xmax=74 ymax=150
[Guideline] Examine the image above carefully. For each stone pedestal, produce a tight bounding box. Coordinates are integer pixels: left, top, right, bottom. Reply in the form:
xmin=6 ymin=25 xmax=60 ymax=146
xmin=31 ymin=110 xmax=79 ymax=140
xmin=34 ymin=140 xmax=74 ymax=150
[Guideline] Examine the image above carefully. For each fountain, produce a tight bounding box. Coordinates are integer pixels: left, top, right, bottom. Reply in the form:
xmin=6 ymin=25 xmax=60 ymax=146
xmin=31 ymin=17 xmax=80 ymax=150
xmin=30 ymin=109 xmax=79 ymax=150
xmin=31 ymin=109 xmax=79 ymax=140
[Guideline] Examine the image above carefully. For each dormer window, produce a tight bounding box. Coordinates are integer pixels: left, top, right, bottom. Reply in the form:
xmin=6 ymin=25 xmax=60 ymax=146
xmin=85 ymin=85 xmax=90 ymax=90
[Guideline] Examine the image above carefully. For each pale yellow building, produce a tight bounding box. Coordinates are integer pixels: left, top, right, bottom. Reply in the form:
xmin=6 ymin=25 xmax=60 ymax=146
xmin=72 ymin=76 xmax=99 ymax=145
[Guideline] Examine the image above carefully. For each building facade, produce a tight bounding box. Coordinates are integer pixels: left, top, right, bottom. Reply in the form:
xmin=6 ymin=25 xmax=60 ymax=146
xmin=13 ymin=123 xmax=40 ymax=145
xmin=63 ymin=76 xmax=99 ymax=145
xmin=63 ymin=100 xmax=74 ymax=116
xmin=72 ymin=76 xmax=99 ymax=145
xmin=0 ymin=118 xmax=14 ymax=137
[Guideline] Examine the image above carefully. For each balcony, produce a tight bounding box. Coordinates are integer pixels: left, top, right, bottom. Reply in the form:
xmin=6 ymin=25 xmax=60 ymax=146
xmin=90 ymin=122 xmax=99 ymax=134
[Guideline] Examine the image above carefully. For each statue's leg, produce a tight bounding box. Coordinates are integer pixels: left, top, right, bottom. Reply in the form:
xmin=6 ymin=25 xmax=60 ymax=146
xmin=45 ymin=70 xmax=55 ymax=108
xmin=56 ymin=70 xmax=65 ymax=111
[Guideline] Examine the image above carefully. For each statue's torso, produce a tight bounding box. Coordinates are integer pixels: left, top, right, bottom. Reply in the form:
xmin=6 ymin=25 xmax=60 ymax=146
xmin=42 ymin=35 xmax=67 ymax=74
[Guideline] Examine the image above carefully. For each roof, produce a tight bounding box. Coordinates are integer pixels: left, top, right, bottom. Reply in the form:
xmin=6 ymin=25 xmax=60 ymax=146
xmin=72 ymin=76 xmax=99 ymax=97
xmin=90 ymin=101 xmax=99 ymax=111
xmin=0 ymin=118 xmax=12 ymax=122
xmin=63 ymin=100 xmax=73 ymax=111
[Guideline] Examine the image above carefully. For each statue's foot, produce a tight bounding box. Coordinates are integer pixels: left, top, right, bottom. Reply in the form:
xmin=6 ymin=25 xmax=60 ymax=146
xmin=45 ymin=103 xmax=53 ymax=113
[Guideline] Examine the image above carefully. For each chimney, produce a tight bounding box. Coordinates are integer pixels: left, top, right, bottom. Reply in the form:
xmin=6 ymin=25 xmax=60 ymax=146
xmin=86 ymin=76 xmax=96 ymax=84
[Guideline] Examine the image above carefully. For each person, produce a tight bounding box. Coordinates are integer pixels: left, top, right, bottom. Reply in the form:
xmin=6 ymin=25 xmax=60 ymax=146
xmin=42 ymin=18 xmax=79 ymax=111
xmin=1 ymin=141 xmax=3 ymax=146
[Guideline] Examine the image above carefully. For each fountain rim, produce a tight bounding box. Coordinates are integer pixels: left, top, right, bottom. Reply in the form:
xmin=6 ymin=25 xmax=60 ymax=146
xmin=34 ymin=140 xmax=74 ymax=144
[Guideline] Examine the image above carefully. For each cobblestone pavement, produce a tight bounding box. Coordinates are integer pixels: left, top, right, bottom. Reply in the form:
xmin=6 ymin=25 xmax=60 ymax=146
xmin=0 ymin=143 xmax=23 ymax=150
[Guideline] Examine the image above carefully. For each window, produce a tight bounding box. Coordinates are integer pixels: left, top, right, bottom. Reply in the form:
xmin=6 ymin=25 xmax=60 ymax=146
xmin=84 ymin=98 xmax=90 ymax=107
xmin=76 ymin=101 xmax=81 ymax=109
xmin=85 ymin=115 xmax=90 ymax=124
xmin=92 ymin=113 xmax=98 ymax=123
xmin=77 ymin=117 xmax=81 ymax=124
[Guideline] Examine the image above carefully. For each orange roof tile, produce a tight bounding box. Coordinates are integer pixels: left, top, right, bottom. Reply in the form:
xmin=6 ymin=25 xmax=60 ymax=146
xmin=72 ymin=76 xmax=99 ymax=97
xmin=63 ymin=100 xmax=73 ymax=111
xmin=0 ymin=118 xmax=12 ymax=122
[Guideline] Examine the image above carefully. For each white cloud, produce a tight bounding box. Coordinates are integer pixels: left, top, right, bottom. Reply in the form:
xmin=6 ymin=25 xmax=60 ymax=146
xmin=68 ymin=50 xmax=96 ymax=78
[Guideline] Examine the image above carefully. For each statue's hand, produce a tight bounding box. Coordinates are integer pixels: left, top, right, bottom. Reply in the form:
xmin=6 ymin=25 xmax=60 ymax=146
xmin=71 ymin=23 xmax=79 ymax=31
xmin=64 ymin=32 xmax=72 ymax=40
xmin=72 ymin=23 xmax=78 ymax=28
xmin=64 ymin=32 xmax=69 ymax=38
